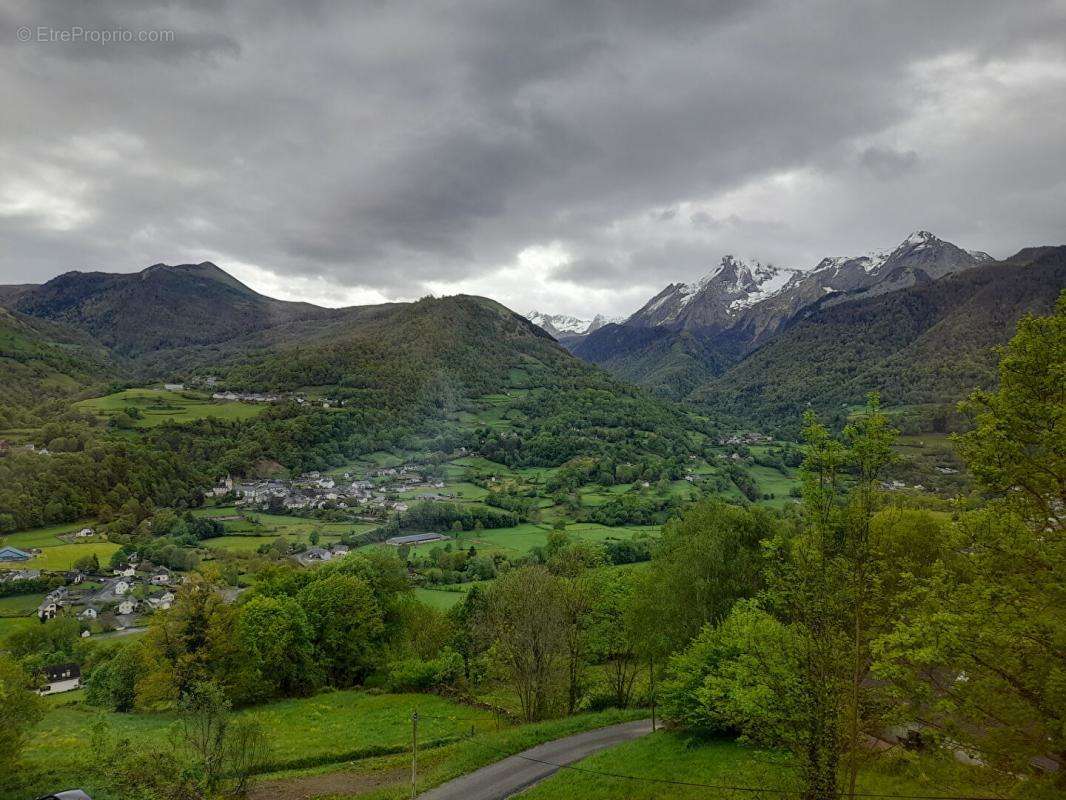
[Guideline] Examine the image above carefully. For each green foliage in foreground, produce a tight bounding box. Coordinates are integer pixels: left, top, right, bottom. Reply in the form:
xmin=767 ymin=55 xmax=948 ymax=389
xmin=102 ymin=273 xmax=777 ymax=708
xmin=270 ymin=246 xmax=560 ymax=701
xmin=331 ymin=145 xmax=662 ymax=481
xmin=4 ymin=688 xmax=494 ymax=800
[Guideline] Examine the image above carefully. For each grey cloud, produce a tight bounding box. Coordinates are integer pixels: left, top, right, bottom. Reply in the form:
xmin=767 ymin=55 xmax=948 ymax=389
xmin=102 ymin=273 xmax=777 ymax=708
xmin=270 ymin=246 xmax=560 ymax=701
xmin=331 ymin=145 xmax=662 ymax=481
xmin=0 ymin=0 xmax=1063 ymax=314
xmin=859 ymin=147 xmax=919 ymax=180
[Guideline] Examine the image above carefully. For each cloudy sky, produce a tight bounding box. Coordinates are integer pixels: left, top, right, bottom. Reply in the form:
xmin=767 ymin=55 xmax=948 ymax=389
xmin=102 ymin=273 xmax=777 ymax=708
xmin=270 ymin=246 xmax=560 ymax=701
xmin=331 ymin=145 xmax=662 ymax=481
xmin=1 ymin=1 xmax=1064 ymax=318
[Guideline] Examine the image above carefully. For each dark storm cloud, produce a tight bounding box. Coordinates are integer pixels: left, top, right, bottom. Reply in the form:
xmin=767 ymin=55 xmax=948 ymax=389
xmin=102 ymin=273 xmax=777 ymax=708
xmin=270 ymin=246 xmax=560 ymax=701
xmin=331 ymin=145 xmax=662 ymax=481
xmin=1 ymin=0 xmax=1064 ymax=315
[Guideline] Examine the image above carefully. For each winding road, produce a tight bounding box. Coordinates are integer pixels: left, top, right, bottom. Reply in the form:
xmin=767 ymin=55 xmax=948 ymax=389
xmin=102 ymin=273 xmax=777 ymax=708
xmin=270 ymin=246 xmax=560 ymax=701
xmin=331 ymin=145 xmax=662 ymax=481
xmin=417 ymin=719 xmax=653 ymax=800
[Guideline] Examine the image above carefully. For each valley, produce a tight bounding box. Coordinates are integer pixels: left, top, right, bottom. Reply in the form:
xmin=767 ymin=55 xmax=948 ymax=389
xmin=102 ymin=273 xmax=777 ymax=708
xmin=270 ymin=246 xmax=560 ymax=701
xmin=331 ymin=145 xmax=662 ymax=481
xmin=0 ymin=256 xmax=1060 ymax=800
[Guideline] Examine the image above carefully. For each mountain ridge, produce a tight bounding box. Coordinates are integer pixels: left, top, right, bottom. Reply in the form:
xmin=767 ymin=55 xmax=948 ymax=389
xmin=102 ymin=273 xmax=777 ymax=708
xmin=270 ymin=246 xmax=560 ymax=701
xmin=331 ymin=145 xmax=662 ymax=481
xmin=573 ymin=231 xmax=1001 ymax=397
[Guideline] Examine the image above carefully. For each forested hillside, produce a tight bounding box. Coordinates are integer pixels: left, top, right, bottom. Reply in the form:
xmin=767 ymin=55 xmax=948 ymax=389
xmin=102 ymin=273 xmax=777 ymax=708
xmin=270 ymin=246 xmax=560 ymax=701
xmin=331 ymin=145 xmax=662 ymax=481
xmin=0 ymin=276 xmax=714 ymax=531
xmin=0 ymin=307 xmax=112 ymax=409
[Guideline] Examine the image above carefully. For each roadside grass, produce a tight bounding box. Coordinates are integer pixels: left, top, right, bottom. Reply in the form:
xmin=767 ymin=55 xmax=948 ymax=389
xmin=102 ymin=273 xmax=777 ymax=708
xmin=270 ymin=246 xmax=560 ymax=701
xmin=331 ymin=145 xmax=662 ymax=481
xmin=76 ymin=388 xmax=266 ymax=427
xmin=8 ymin=689 xmax=495 ymax=800
xmin=314 ymin=709 xmax=647 ymax=800
xmin=520 ymin=730 xmax=998 ymax=800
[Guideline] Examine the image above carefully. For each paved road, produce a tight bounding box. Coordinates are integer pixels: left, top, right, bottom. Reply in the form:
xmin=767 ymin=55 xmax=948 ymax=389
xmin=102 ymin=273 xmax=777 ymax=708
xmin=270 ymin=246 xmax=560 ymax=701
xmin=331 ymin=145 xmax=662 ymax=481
xmin=418 ymin=719 xmax=653 ymax=800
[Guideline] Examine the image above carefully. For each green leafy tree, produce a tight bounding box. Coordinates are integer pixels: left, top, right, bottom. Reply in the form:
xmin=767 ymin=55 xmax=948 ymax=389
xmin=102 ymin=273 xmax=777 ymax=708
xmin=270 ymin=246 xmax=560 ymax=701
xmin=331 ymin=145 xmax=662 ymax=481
xmin=629 ymin=499 xmax=774 ymax=654
xmin=238 ymin=595 xmax=320 ymax=699
xmin=486 ymin=566 xmax=568 ymax=722
xmin=877 ymin=298 xmax=1066 ymax=796
xmin=0 ymin=654 xmax=44 ymax=779
xmin=297 ymin=573 xmax=383 ymax=686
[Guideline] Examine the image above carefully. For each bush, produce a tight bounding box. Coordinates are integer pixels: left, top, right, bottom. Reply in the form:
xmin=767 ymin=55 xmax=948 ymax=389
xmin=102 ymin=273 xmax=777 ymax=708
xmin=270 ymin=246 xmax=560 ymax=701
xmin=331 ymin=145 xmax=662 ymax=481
xmin=385 ymin=649 xmax=464 ymax=692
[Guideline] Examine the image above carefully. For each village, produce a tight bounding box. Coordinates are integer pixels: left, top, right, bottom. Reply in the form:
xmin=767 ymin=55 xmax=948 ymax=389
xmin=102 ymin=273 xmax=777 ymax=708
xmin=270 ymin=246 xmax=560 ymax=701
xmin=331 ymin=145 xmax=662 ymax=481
xmin=215 ymin=460 xmax=459 ymax=516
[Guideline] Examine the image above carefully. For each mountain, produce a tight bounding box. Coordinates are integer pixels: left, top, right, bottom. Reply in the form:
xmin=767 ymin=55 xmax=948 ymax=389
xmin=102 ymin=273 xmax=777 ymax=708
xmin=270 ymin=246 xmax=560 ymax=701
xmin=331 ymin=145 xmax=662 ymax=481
xmin=691 ymin=246 xmax=1066 ymax=432
xmin=573 ymin=231 xmax=997 ymax=397
xmin=625 ymin=255 xmax=801 ymax=331
xmin=2 ymin=263 xmax=698 ymax=437
xmin=5 ymin=262 xmax=329 ymax=358
xmin=525 ymin=310 xmax=621 ymax=346
xmin=526 ymin=310 xmax=595 ymax=338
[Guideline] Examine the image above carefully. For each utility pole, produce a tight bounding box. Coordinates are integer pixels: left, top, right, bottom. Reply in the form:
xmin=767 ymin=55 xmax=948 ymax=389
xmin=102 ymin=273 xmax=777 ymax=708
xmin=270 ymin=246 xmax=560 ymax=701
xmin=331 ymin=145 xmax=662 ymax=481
xmin=411 ymin=709 xmax=419 ymax=798
xmin=650 ymin=655 xmax=657 ymax=732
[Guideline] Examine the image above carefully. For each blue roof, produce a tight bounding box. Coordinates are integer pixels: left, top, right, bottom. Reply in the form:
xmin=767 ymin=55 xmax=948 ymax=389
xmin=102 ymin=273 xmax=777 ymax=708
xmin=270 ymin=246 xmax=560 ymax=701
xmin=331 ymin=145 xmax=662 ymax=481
xmin=0 ymin=546 xmax=31 ymax=561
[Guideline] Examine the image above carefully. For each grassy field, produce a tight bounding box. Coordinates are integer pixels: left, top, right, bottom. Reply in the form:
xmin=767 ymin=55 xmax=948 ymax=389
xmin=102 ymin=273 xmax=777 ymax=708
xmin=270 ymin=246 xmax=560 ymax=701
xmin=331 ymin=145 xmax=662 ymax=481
xmin=413 ymin=587 xmax=466 ymax=610
xmin=0 ymin=541 xmax=120 ymax=572
xmin=0 ymin=593 xmax=44 ymax=616
xmin=10 ymin=689 xmax=497 ymax=800
xmin=76 ymin=388 xmax=266 ymax=427
xmin=0 ymin=614 xmax=37 ymax=639
xmin=1 ymin=519 xmax=97 ymax=549
xmin=521 ymin=731 xmax=994 ymax=800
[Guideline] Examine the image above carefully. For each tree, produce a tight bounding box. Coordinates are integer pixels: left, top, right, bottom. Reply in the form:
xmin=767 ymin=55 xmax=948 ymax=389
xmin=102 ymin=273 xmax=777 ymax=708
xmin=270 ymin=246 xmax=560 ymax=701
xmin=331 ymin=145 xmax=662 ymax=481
xmin=0 ymin=654 xmax=44 ymax=779
xmin=178 ymin=680 xmax=267 ymax=796
xmin=876 ymin=299 xmax=1066 ymax=796
xmin=953 ymin=292 xmax=1064 ymax=529
xmin=297 ymin=573 xmax=383 ymax=686
xmin=664 ymin=400 xmax=899 ymax=800
xmin=137 ymin=579 xmax=251 ymax=707
xmin=486 ymin=566 xmax=568 ymax=722
xmin=84 ymin=642 xmax=146 ymax=712
xmin=72 ymin=552 xmax=100 ymax=573
xmin=589 ymin=569 xmax=641 ymax=709
xmin=238 ymin=595 xmax=320 ymax=699
xmin=629 ymin=499 xmax=774 ymax=654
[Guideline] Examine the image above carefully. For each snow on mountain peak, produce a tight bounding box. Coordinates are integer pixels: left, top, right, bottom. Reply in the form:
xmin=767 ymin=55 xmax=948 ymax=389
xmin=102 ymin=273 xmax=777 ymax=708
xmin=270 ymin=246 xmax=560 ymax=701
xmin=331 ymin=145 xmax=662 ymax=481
xmin=526 ymin=310 xmax=621 ymax=336
xmin=903 ymin=230 xmax=938 ymax=247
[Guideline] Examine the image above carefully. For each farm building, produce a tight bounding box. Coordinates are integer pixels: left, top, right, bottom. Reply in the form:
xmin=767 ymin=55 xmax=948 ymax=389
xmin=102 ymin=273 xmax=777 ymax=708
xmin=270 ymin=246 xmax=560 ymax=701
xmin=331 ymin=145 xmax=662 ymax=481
xmin=0 ymin=546 xmax=31 ymax=562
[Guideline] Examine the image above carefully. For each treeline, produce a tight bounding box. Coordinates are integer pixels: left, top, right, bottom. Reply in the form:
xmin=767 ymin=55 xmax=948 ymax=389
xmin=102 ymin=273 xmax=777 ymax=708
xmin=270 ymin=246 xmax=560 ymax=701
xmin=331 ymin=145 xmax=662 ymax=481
xmin=478 ymin=385 xmax=711 ymax=470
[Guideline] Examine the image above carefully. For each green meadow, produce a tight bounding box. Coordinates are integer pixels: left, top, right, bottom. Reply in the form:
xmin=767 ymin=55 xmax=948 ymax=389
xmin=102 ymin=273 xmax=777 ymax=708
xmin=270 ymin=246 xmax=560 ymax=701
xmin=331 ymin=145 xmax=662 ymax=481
xmin=10 ymin=690 xmax=497 ymax=800
xmin=75 ymin=388 xmax=266 ymax=427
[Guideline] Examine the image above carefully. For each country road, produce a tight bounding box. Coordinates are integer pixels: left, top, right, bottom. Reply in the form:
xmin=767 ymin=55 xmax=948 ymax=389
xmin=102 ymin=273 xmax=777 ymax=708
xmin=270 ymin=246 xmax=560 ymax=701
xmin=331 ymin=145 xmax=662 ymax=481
xmin=417 ymin=719 xmax=653 ymax=800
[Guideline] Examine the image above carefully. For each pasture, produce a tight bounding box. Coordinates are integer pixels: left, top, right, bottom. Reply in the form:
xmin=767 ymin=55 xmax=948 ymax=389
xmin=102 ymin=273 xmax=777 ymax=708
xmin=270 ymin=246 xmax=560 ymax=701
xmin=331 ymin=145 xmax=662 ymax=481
xmin=11 ymin=689 xmax=495 ymax=800
xmin=76 ymin=388 xmax=266 ymax=427
xmin=0 ymin=540 xmax=119 ymax=572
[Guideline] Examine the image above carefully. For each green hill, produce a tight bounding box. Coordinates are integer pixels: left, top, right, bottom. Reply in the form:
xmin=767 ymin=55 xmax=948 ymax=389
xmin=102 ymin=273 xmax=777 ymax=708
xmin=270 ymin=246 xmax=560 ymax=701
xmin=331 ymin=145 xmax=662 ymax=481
xmin=0 ymin=307 xmax=112 ymax=407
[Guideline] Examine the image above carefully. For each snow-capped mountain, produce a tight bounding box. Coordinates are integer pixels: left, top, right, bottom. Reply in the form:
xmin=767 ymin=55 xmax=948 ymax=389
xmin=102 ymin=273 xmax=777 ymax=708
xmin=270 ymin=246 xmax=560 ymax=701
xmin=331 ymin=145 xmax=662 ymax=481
xmin=526 ymin=310 xmax=627 ymax=348
xmin=742 ymin=230 xmax=995 ymax=335
xmin=623 ymin=231 xmax=993 ymax=337
xmin=627 ymin=255 xmax=801 ymax=330
xmin=526 ymin=311 xmax=592 ymax=337
xmin=573 ymin=231 xmax=1000 ymax=392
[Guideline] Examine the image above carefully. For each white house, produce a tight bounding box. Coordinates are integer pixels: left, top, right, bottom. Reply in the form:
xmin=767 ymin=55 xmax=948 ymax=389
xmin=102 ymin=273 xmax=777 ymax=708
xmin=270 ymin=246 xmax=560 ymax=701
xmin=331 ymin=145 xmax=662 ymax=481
xmin=113 ymin=580 xmax=131 ymax=596
xmin=75 ymin=527 xmax=95 ymax=538
xmin=38 ymin=663 xmax=81 ymax=696
xmin=117 ymin=598 xmax=138 ymax=615
xmin=80 ymin=607 xmax=98 ymax=620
